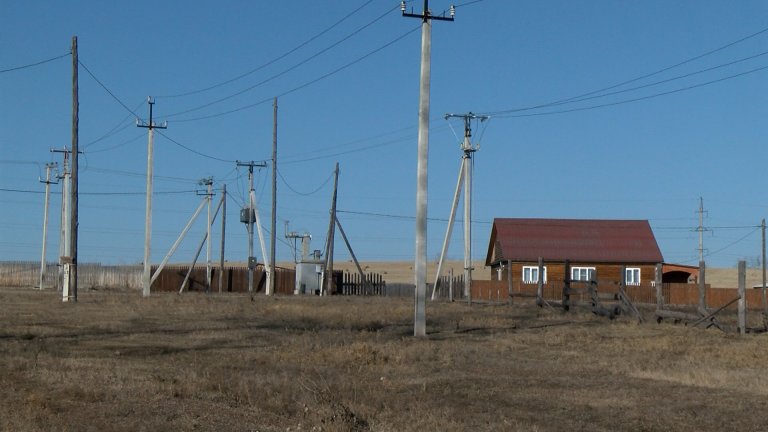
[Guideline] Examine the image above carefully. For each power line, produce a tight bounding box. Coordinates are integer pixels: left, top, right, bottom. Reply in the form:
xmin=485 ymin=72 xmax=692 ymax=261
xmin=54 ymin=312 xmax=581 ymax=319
xmin=84 ymin=132 xmax=145 ymax=154
xmin=481 ymin=24 xmax=768 ymax=117
xmin=155 ymin=130 xmax=240 ymax=164
xmin=488 ymin=63 xmax=768 ymax=119
xmin=163 ymin=3 xmax=399 ymax=119
xmin=277 ymin=167 xmax=334 ymax=196
xmin=0 ymin=52 xmax=70 ymax=73
xmin=543 ymin=49 xmax=768 ymax=111
xmin=82 ymin=100 xmax=146 ymax=149
xmin=157 ymin=0 xmax=377 ymax=99
xmin=77 ymin=59 xmax=139 ymax=118
xmin=0 ymin=187 xmax=195 ymax=196
xmin=172 ymin=24 xmax=421 ymax=123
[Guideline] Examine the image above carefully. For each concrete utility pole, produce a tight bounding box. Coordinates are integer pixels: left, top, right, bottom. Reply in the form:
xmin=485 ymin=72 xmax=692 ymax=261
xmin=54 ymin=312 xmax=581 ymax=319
xmin=68 ymin=35 xmax=79 ymax=302
xmin=323 ymin=163 xmax=340 ymax=295
xmin=432 ymin=113 xmax=487 ymax=302
xmin=401 ymin=0 xmax=454 ymax=337
xmin=38 ymin=162 xmax=58 ymax=290
xmin=697 ymin=197 xmax=708 ymax=262
xmin=200 ymin=177 xmax=214 ymax=293
xmin=270 ymin=97 xmax=278 ymax=296
xmin=237 ymin=160 xmax=266 ymax=293
xmin=219 ymin=184 xmax=227 ymax=293
xmin=137 ymin=96 xmax=167 ymax=297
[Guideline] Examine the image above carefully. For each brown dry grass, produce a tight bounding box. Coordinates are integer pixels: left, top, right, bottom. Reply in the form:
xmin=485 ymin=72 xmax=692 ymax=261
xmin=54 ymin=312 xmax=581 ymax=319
xmin=1 ymin=286 xmax=767 ymax=431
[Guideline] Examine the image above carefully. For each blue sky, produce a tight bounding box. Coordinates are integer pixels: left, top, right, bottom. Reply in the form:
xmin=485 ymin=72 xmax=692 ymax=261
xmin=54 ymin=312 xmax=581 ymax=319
xmin=2 ymin=0 xmax=768 ymax=270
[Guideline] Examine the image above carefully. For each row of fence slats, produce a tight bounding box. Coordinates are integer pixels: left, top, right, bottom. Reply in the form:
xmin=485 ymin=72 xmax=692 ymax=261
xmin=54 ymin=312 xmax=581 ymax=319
xmin=339 ymin=272 xmax=386 ymax=296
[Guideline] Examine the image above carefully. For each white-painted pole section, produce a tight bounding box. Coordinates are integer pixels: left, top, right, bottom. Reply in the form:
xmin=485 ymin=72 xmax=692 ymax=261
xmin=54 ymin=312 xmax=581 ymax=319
xmin=57 ymin=157 xmax=69 ymax=292
xmin=206 ymin=180 xmax=213 ymax=292
xmin=151 ymin=198 xmax=207 ymax=285
xmin=251 ymin=190 xmax=271 ymax=293
xmin=179 ymin=197 xmax=223 ymax=294
xmin=414 ymin=16 xmax=432 ymax=338
xmin=431 ymin=160 xmax=465 ymax=300
xmin=142 ymin=124 xmax=155 ymax=298
xmin=248 ymin=169 xmax=255 ymax=293
xmin=463 ymin=144 xmax=473 ymax=301
xmin=38 ymin=163 xmax=55 ymax=290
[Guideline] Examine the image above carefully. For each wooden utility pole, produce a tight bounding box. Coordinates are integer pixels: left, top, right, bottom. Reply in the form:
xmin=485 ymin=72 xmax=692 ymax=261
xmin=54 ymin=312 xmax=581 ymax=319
xmin=270 ymin=97 xmax=277 ymax=296
xmin=402 ymin=0 xmax=454 ymax=337
xmin=323 ymin=163 xmax=339 ymax=295
xmin=67 ymin=35 xmax=79 ymax=302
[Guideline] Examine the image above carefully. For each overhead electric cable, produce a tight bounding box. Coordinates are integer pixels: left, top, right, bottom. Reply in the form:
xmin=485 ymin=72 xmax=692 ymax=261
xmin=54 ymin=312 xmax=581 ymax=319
xmin=83 ymin=100 xmax=146 ymax=149
xmin=481 ymin=24 xmax=768 ymax=116
xmin=0 ymin=52 xmax=70 ymax=73
xmin=78 ymin=59 xmax=140 ymax=118
xmin=173 ymin=25 xmax=421 ymax=123
xmin=158 ymin=0 xmax=377 ymax=98
xmin=0 ymin=187 xmax=195 ymax=196
xmin=490 ymin=64 xmax=768 ymax=119
xmin=163 ymin=3 xmax=399 ymax=119
xmin=84 ymin=132 xmax=145 ymax=154
xmin=486 ymin=49 xmax=768 ymax=116
xmin=155 ymin=130 xmax=240 ymax=164
xmin=277 ymin=168 xmax=334 ymax=196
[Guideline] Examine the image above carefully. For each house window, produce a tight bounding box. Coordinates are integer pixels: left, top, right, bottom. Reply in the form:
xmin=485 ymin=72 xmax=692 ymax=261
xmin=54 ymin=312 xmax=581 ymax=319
xmin=571 ymin=267 xmax=596 ymax=282
xmin=625 ymin=268 xmax=641 ymax=286
xmin=522 ymin=266 xmax=547 ymax=284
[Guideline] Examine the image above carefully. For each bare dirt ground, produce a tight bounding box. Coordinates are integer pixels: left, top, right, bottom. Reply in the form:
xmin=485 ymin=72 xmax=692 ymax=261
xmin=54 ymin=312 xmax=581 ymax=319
xmin=1 ymin=286 xmax=767 ymax=432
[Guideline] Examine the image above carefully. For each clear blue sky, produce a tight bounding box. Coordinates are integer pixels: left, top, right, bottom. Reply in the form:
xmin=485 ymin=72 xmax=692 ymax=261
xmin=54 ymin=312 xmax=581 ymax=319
xmin=2 ymin=0 xmax=768 ymax=270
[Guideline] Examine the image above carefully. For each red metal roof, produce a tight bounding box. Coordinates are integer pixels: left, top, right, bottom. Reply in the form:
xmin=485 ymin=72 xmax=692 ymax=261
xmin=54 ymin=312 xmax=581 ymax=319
xmin=486 ymin=218 xmax=664 ymax=265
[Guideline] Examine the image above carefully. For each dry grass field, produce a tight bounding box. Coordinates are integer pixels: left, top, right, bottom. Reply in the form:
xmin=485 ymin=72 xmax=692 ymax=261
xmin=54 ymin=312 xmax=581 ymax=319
xmin=1 ymin=286 xmax=767 ymax=432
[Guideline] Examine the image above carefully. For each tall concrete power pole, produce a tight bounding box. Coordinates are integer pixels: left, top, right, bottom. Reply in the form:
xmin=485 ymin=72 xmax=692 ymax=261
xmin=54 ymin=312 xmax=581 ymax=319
xmin=38 ymin=162 xmax=58 ymax=290
xmin=137 ymin=97 xmax=167 ymax=297
xmin=401 ymin=0 xmax=454 ymax=337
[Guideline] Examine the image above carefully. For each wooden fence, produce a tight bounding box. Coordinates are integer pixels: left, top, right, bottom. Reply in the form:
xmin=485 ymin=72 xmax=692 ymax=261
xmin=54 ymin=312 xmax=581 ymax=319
xmin=336 ymin=271 xmax=386 ymax=296
xmin=0 ymin=261 xmax=295 ymax=294
xmin=470 ymin=279 xmax=767 ymax=311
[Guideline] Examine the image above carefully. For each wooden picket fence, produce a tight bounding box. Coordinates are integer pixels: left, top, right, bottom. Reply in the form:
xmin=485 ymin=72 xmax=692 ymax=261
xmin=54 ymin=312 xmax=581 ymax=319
xmin=0 ymin=261 xmax=294 ymax=294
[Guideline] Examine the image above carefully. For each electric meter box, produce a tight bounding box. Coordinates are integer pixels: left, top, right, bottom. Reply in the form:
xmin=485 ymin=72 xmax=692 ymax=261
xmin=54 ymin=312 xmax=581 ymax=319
xmin=240 ymin=208 xmax=255 ymax=224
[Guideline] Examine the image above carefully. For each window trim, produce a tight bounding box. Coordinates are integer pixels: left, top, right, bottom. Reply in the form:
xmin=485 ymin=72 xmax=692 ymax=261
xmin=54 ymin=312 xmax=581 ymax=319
xmin=571 ymin=266 xmax=596 ymax=282
xmin=625 ymin=267 xmax=641 ymax=286
xmin=522 ymin=265 xmax=547 ymax=284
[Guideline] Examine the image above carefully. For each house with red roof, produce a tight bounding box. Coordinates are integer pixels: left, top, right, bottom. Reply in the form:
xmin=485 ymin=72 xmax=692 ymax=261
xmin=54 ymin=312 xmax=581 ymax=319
xmin=485 ymin=218 xmax=696 ymax=287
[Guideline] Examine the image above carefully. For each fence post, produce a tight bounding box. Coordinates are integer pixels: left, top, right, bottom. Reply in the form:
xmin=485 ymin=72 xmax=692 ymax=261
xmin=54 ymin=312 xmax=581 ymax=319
xmin=507 ymin=259 xmax=513 ymax=306
xmin=536 ymin=257 xmax=544 ymax=307
xmin=563 ymin=259 xmax=571 ymax=311
xmin=738 ymin=260 xmax=746 ymax=335
xmin=448 ymin=268 xmax=454 ymax=302
xmin=655 ymin=263 xmax=664 ymax=310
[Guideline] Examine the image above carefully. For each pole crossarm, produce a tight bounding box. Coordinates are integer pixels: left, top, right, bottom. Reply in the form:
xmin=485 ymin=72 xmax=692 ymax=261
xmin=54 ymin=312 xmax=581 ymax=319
xmin=401 ymin=0 xmax=455 ymax=22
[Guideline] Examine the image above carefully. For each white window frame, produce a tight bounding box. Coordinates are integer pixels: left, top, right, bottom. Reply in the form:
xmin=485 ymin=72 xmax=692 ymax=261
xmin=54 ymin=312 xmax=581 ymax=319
xmin=571 ymin=266 xmax=596 ymax=282
xmin=625 ymin=267 xmax=641 ymax=286
xmin=522 ymin=266 xmax=547 ymax=284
